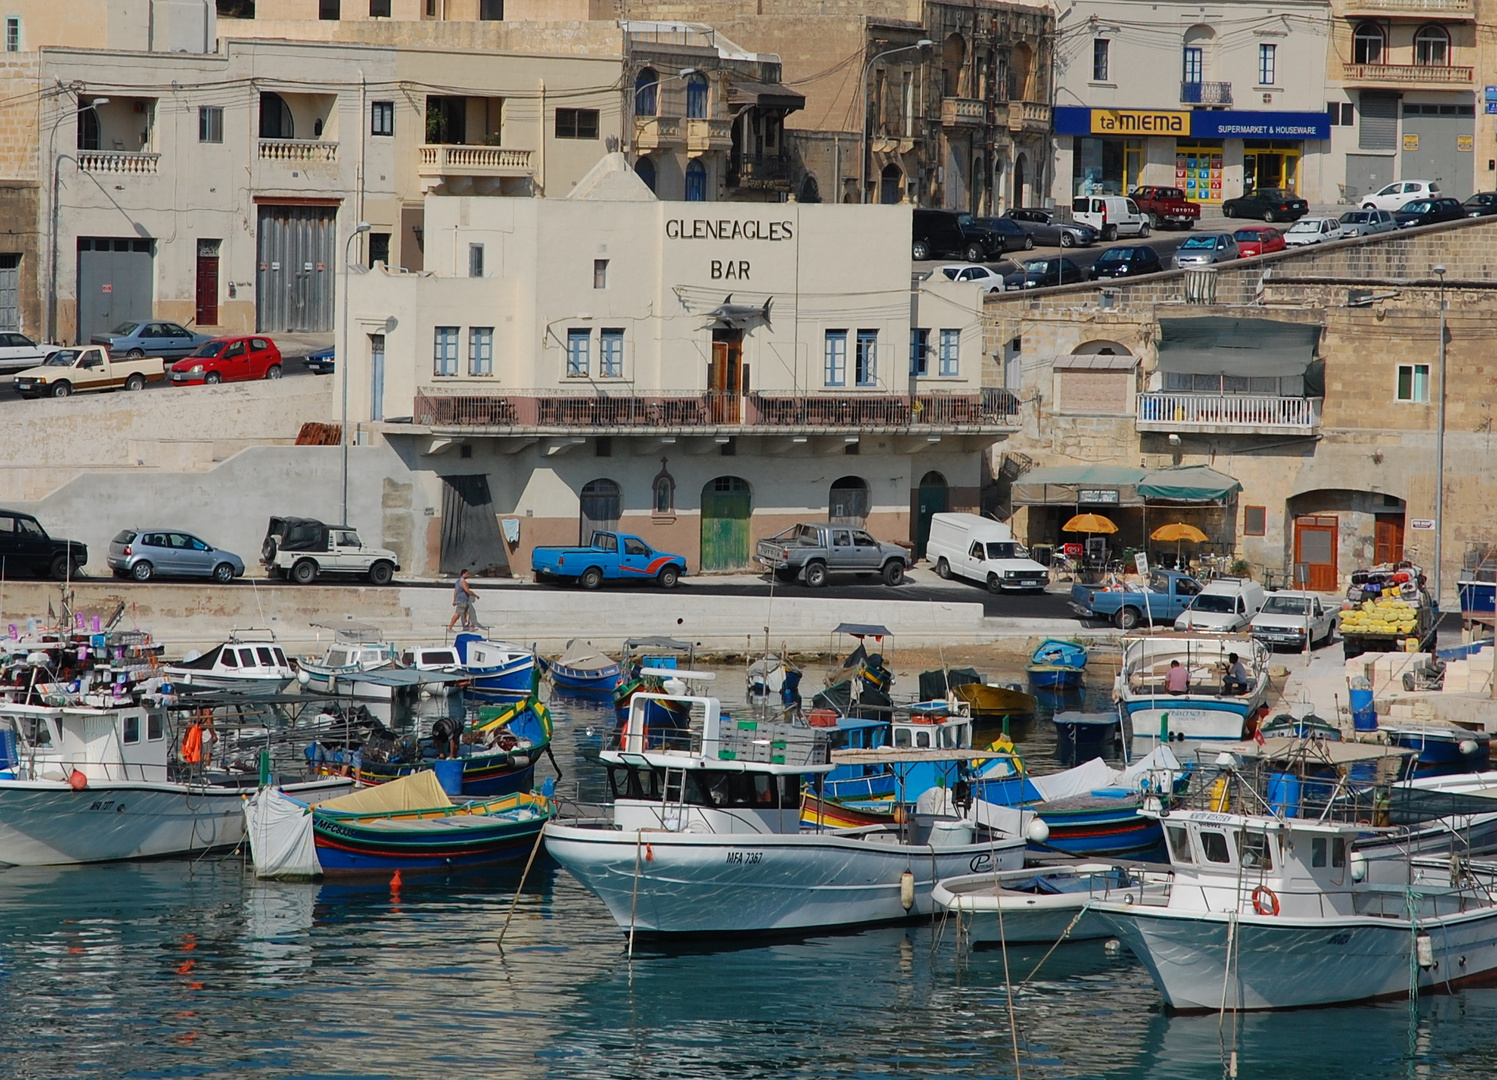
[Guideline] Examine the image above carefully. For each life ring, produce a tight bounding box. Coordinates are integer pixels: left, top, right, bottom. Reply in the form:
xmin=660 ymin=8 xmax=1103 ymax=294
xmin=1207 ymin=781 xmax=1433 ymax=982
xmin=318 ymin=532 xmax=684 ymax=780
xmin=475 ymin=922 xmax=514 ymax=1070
xmin=1251 ymin=885 xmax=1280 ymax=917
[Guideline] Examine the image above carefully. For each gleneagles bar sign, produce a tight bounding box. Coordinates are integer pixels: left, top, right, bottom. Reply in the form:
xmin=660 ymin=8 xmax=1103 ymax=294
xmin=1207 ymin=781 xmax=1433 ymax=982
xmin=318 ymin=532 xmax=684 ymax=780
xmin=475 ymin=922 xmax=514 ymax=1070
xmin=1054 ymin=106 xmax=1331 ymax=140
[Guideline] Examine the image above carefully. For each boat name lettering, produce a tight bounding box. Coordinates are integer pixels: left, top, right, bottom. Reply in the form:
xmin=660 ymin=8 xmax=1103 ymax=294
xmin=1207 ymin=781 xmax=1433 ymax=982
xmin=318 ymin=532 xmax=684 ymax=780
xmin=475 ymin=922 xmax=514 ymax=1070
xmin=1190 ymin=812 xmax=1234 ymax=823
xmin=725 ymin=850 xmax=764 ymax=865
xmin=1326 ymin=932 xmax=1352 ymax=946
xmin=969 ymin=853 xmax=994 ymax=873
xmin=88 ymin=800 xmax=116 ymax=811
xmin=665 ymin=218 xmax=794 ymax=241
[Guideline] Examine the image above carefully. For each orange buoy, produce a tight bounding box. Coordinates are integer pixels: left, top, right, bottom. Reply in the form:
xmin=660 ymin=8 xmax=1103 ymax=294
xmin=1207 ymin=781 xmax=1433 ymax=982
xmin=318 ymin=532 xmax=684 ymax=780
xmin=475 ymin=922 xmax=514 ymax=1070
xmin=68 ymin=770 xmax=88 ymax=791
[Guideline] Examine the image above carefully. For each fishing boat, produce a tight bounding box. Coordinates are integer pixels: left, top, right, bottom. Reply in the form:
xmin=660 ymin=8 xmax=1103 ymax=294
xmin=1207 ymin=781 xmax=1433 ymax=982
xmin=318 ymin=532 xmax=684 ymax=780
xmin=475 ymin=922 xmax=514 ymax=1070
xmin=951 ymin=682 xmax=1037 ymax=721
xmin=1092 ymin=737 xmax=1497 ymax=1011
xmin=614 ymin=638 xmax=699 ymax=726
xmin=163 ymin=630 xmax=295 ymax=697
xmin=542 ymin=639 xmax=621 ymax=694
xmin=296 ymin=629 xmax=400 ymax=699
xmin=813 ymin=632 xmax=894 ymax=720
xmin=1026 ymin=639 xmax=1087 ymax=690
xmin=1053 ymin=710 xmax=1121 ymax=767
xmin=1379 ymin=721 xmax=1491 ymax=776
xmin=1116 ymin=634 xmax=1270 ymax=756
xmin=1258 ymin=708 xmax=1340 ymax=741
xmin=543 ymin=682 xmax=1032 ymax=936
xmin=453 ymin=632 xmax=536 ymax=700
xmin=817 ymin=704 xmax=975 ymax=804
xmin=934 ymin=862 xmax=1174 ymax=945
xmin=244 ymin=769 xmax=552 ymax=877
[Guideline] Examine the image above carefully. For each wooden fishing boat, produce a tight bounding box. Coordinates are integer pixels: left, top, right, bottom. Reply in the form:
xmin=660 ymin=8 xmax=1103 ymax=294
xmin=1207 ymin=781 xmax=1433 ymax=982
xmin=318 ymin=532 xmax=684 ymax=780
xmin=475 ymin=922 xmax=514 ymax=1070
xmin=1026 ymin=638 xmax=1088 ymax=690
xmin=454 ymin=632 xmax=537 ymax=700
xmin=952 ymin=682 xmax=1037 ymax=719
xmin=245 ymin=769 xmax=552 ymax=877
xmin=542 ymin=639 xmax=621 ymax=694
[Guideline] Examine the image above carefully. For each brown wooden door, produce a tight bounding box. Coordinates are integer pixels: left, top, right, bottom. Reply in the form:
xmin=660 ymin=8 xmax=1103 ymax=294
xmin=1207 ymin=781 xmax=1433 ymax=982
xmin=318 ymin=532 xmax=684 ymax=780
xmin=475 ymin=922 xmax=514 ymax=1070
xmin=195 ymin=254 xmax=219 ymax=326
xmin=708 ymin=331 xmax=741 ymax=423
xmin=1293 ymin=516 xmax=1338 ymax=592
xmin=1374 ymin=514 xmax=1405 ymax=565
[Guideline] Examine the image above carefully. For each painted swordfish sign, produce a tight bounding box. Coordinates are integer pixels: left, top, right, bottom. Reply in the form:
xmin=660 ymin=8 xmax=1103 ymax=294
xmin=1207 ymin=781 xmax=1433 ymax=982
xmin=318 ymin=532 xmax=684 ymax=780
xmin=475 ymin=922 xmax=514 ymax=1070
xmin=705 ymin=295 xmax=773 ymax=329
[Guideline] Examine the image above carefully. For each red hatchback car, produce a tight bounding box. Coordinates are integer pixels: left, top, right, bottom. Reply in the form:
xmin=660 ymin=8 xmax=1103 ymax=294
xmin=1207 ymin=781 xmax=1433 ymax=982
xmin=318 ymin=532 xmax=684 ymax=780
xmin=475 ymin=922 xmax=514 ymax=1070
xmin=170 ymin=336 xmax=282 ymax=385
xmin=1231 ymin=225 xmax=1286 ymax=258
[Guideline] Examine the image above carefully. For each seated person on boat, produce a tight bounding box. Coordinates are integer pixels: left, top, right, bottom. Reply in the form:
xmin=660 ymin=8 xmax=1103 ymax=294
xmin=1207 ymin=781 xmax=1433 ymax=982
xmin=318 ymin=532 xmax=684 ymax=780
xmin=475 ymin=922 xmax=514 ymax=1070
xmin=1221 ymin=653 xmax=1249 ymax=696
xmin=1165 ymin=661 xmax=1189 ymax=695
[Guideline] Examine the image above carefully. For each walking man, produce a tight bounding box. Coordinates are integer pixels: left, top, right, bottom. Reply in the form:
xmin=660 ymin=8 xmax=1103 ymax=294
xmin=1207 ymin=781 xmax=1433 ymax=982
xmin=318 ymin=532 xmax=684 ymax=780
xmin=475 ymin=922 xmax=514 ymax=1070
xmin=447 ymin=569 xmax=477 ymax=632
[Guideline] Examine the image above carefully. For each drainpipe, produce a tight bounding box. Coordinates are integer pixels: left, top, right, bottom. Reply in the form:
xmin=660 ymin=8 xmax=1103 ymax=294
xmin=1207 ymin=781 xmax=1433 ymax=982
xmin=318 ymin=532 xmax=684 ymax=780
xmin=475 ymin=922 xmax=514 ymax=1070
xmin=537 ymin=78 xmax=546 ymax=196
xmin=357 ymin=70 xmax=367 ymax=265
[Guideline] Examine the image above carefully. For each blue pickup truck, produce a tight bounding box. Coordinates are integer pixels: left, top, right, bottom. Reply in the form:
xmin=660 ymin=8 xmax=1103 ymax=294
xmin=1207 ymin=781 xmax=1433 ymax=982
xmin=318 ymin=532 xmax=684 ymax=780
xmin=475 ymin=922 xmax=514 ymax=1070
xmin=532 ymin=531 xmax=687 ymax=590
xmin=1069 ymin=569 xmax=1203 ymax=630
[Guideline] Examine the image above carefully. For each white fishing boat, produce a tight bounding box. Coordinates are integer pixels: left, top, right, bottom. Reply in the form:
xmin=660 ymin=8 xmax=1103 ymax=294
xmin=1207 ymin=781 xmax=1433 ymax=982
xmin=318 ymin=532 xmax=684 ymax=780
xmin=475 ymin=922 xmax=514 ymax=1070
xmin=1117 ymin=634 xmax=1269 ymax=757
xmin=164 ymin=631 xmax=295 ymax=697
xmin=0 ymin=700 xmax=349 ymax=865
xmin=297 ymin=629 xmax=399 ymax=699
xmin=543 ymin=678 xmax=1032 ymax=936
xmin=934 ymin=862 xmax=1174 ymax=945
xmin=1092 ymin=738 xmax=1497 ymax=1011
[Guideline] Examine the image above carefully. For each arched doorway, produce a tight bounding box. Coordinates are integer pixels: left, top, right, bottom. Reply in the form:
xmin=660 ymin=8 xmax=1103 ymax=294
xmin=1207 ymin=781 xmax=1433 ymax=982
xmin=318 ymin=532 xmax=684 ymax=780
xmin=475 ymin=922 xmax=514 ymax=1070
xmin=1013 ymin=153 xmax=1028 ymax=207
xmin=916 ymin=471 xmax=948 ymax=558
xmin=634 ymin=67 xmax=659 ymax=116
xmin=700 ymin=476 xmax=753 ymax=571
xmin=579 ymin=478 xmax=621 ymax=545
xmin=829 ymin=476 xmax=871 ymax=527
xmin=942 ymin=34 xmax=966 ymax=96
xmin=1009 ymin=42 xmax=1033 ymax=100
xmin=685 ymin=159 xmax=707 ymax=202
xmin=879 ymin=163 xmax=903 ymax=205
xmin=259 ymin=92 xmax=294 ymax=140
xmin=634 ymin=155 xmax=657 ymax=193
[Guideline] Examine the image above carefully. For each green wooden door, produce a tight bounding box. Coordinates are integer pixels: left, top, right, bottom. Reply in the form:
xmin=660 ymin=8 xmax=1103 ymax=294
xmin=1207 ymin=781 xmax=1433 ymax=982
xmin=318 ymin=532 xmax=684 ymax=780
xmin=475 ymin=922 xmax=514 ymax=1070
xmin=700 ymin=476 xmax=752 ymax=571
xmin=915 ymin=471 xmax=948 ymax=559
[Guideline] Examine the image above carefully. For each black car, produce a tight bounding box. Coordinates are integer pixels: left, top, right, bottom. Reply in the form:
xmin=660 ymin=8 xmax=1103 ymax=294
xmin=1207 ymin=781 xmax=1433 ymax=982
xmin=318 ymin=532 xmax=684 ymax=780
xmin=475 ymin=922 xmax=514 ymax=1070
xmin=913 ymin=209 xmax=988 ymax=262
xmin=1396 ymin=198 xmax=1467 ymax=229
xmin=1002 ymin=257 xmax=1087 ymax=291
xmin=1087 ymin=245 xmax=1164 ymax=280
xmin=1464 ymin=192 xmax=1497 ymax=218
xmin=962 ymin=213 xmax=1031 ymax=254
xmin=0 ymin=509 xmax=86 ymax=580
xmin=1221 ymin=188 xmax=1309 ymax=223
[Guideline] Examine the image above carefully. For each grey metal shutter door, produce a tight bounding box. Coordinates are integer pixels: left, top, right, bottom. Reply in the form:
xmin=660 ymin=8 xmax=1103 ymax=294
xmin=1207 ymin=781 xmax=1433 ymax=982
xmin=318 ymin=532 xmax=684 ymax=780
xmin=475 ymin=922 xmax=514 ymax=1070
xmin=1344 ymin=155 xmax=1393 ymax=203
xmin=76 ymin=239 xmax=154 ymax=342
xmin=0 ymin=254 xmax=19 ymax=332
xmin=256 ymin=205 xmax=337 ymax=333
xmin=1359 ymin=93 xmax=1398 ymax=151
xmin=1401 ymin=110 xmax=1474 ymax=200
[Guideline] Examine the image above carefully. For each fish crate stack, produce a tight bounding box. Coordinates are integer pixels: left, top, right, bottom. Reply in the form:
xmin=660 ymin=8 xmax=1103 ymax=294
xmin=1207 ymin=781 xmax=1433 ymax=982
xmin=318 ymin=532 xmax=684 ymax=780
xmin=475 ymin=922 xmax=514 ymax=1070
xmin=716 ymin=720 xmax=832 ymax=767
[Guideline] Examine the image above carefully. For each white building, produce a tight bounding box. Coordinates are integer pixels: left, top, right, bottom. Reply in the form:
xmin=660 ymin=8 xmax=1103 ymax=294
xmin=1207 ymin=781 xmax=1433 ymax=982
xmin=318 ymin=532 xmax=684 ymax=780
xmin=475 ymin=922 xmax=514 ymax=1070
xmin=344 ymin=156 xmax=1017 ymax=575
xmin=1048 ymin=0 xmax=1338 ymax=206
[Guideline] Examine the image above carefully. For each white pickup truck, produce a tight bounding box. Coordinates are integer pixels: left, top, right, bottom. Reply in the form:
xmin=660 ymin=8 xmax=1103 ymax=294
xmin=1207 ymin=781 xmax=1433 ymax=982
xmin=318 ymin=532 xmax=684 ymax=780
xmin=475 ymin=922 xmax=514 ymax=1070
xmin=14 ymin=345 xmax=166 ymax=398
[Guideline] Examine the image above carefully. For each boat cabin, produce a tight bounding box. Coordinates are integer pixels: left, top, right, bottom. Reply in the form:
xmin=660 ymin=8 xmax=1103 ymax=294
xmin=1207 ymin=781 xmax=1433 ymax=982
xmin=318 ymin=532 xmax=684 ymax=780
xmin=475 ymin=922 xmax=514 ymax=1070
xmin=0 ymin=702 xmax=168 ymax=782
xmin=173 ymin=641 xmax=292 ymax=679
xmin=408 ymin=646 xmax=461 ymax=671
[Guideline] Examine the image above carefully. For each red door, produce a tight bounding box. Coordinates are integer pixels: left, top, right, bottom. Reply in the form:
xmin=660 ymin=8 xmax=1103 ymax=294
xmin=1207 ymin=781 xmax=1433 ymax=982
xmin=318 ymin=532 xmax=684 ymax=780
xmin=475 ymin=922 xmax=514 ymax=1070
xmin=195 ymin=254 xmax=219 ymax=326
xmin=1293 ymin=516 xmax=1338 ymax=592
xmin=1374 ymin=515 xmax=1405 ymax=565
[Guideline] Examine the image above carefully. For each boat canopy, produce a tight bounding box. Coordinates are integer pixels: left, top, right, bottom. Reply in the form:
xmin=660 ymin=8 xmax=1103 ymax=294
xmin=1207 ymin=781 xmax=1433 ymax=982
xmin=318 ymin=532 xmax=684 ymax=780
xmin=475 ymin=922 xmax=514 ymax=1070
xmin=832 ymin=623 xmax=892 ymax=639
xmin=318 ymin=769 xmax=453 ymax=813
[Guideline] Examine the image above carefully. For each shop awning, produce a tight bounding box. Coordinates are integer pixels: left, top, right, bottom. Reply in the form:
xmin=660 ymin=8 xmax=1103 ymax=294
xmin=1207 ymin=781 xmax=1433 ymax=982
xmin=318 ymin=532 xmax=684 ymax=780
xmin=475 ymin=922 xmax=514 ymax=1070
xmin=1155 ymin=317 xmax=1320 ymax=377
xmin=1011 ymin=466 xmax=1147 ymax=507
xmin=1137 ymin=466 xmax=1243 ymax=503
xmin=728 ymin=79 xmax=806 ymax=112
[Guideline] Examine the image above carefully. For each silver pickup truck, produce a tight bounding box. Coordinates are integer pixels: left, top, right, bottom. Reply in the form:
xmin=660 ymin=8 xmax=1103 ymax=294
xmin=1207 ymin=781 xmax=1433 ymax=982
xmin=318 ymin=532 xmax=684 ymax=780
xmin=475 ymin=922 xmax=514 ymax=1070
xmin=755 ymin=522 xmax=909 ymax=588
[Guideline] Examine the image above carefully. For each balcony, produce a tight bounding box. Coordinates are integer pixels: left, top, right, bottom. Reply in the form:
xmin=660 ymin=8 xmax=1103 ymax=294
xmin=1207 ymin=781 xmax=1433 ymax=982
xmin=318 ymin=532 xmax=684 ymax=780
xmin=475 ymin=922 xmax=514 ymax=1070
xmin=1003 ymin=101 xmax=1052 ymax=134
xmin=418 ymin=145 xmax=535 ymax=179
xmin=941 ymin=98 xmax=987 ymax=127
xmin=1340 ymin=62 xmax=1473 ymax=85
xmin=1136 ymin=393 xmax=1322 ymax=436
xmin=634 ymin=116 xmax=683 ymax=150
xmin=412 ymin=388 xmax=1020 ymax=435
xmin=259 ymin=139 xmax=338 ymax=164
xmin=1180 ymin=81 xmax=1233 ymax=105
xmin=1343 ymin=0 xmax=1471 ymax=14
xmin=78 ymin=151 xmax=160 ymax=174
xmin=730 ymin=153 xmax=793 ymax=191
xmin=686 ymin=118 xmax=733 ymax=154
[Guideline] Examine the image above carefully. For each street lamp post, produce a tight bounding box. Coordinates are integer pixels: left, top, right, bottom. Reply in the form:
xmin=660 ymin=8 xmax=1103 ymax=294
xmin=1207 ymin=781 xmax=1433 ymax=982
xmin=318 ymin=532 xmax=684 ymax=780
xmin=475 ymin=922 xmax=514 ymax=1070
xmin=859 ymin=40 xmax=933 ymax=205
xmin=47 ymin=96 xmax=108 ymax=344
xmin=1433 ymin=263 xmax=1447 ymax=604
xmin=340 ymin=220 xmax=372 ymax=526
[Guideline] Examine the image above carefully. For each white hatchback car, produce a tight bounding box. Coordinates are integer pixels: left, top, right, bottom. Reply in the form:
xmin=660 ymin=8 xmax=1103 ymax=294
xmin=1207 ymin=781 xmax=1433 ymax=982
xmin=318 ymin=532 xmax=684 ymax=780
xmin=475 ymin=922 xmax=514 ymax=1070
xmin=1283 ymin=216 xmax=1350 ymax=246
xmin=938 ymin=264 xmax=1010 ymax=293
xmin=1361 ymin=180 xmax=1440 ymax=212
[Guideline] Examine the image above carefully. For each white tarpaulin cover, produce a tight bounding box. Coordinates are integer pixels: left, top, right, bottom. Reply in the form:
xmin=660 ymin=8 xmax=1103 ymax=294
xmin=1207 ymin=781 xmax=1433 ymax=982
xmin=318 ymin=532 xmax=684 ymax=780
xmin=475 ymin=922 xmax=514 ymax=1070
xmin=245 ymin=787 xmax=320 ymax=879
xmin=1028 ymin=757 xmax=1116 ymax=803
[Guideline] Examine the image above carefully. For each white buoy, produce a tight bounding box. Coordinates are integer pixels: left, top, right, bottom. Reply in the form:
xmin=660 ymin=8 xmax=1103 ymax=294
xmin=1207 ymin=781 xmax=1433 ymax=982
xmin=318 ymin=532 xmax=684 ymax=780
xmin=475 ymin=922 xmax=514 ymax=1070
xmin=899 ymin=870 xmax=915 ymax=911
xmin=1103 ymin=938 xmax=1123 ymax=956
xmin=1417 ymin=933 xmax=1436 ymax=968
xmin=297 ymin=670 xmax=311 ymax=686
xmin=1350 ymin=851 xmax=1368 ymax=882
xmin=1460 ymin=740 xmax=1481 ymax=757
xmin=1025 ymin=817 xmax=1051 ymax=845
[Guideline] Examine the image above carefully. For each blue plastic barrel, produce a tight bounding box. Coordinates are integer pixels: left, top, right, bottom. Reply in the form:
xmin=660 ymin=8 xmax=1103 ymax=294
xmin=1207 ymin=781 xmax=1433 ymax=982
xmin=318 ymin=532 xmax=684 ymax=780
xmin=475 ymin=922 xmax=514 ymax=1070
xmin=433 ymin=758 xmax=465 ymax=797
xmin=1349 ymin=688 xmax=1377 ymax=732
xmin=1267 ymin=772 xmax=1302 ymax=818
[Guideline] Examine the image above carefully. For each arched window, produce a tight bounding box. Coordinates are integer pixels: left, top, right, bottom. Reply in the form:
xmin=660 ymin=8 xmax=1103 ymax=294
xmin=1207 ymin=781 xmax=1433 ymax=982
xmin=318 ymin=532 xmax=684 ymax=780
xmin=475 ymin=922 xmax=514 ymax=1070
xmin=1008 ymin=42 xmax=1032 ymax=100
xmin=634 ymin=155 xmax=656 ymax=192
xmin=799 ymin=173 xmax=821 ymax=203
xmin=1353 ymin=23 xmax=1385 ymax=66
xmin=685 ymin=159 xmax=707 ymax=202
xmin=829 ymin=476 xmax=871 ymax=527
xmin=879 ymin=163 xmax=904 ymax=205
xmin=259 ymin=92 xmax=294 ymax=140
xmin=942 ymin=34 xmax=966 ymax=97
xmin=686 ymin=73 xmax=708 ymax=119
xmin=579 ymin=478 xmax=621 ymax=544
xmin=77 ymin=106 xmax=101 ymax=151
xmin=1414 ymin=25 xmax=1449 ymax=66
xmin=634 ymin=67 xmax=659 ymax=117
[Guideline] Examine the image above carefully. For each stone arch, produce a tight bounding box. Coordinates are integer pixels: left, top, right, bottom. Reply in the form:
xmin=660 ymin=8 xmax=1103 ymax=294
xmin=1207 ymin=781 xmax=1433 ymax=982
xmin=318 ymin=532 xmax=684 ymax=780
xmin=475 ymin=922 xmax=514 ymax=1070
xmin=829 ymin=476 xmax=871 ymax=527
xmin=1072 ymin=339 xmax=1132 ymax=356
xmin=879 ymin=162 xmax=904 ymax=205
xmin=579 ymin=478 xmax=621 ymax=544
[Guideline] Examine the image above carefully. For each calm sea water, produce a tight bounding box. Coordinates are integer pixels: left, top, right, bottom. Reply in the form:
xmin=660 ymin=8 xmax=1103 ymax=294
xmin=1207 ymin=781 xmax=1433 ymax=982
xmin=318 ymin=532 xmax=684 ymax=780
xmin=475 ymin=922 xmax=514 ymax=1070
xmin=4 ymin=665 xmax=1497 ymax=1079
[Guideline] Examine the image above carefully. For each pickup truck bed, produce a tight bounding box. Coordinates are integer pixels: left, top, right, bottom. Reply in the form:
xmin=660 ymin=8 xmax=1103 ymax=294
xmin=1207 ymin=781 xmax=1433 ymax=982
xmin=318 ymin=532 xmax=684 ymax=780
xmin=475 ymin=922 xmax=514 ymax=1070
xmin=532 ymin=532 xmax=686 ymax=590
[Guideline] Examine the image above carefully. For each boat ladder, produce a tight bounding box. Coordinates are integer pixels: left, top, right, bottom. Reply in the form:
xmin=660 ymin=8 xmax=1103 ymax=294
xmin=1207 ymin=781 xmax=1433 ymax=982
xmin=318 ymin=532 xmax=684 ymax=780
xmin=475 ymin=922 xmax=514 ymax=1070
xmin=660 ymin=766 xmax=691 ymax=832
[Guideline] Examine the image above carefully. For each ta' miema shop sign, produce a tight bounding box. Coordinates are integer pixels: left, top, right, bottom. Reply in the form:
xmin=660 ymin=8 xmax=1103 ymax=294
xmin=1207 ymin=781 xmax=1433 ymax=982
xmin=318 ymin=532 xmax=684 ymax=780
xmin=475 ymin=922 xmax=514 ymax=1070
xmin=1409 ymin=519 xmax=1436 ymax=530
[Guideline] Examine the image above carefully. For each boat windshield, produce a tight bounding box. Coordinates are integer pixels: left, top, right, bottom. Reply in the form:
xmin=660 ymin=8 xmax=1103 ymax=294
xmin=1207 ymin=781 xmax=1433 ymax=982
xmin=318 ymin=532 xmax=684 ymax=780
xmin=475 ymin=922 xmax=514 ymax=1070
xmin=1260 ymin=596 xmax=1310 ymax=615
xmin=1188 ymin=595 xmax=1236 ymax=613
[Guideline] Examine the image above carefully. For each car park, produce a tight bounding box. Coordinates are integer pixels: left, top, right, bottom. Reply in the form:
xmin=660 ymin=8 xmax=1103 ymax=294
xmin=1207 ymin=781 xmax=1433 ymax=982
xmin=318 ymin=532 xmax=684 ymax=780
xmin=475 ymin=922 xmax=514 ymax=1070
xmin=1070 ymin=195 xmax=1149 ymax=241
xmin=1337 ymin=209 xmax=1398 ymax=237
xmin=961 ymin=213 xmax=1030 ymax=254
xmin=755 ymin=522 xmax=909 ymax=587
xmin=1283 ymin=217 xmax=1350 ymax=246
xmin=303 ymin=346 xmax=335 ymax=374
xmin=1127 ymin=186 xmax=1201 ymax=230
xmin=1171 ymin=232 xmax=1239 ymax=268
xmin=1360 ymin=180 xmax=1440 ymax=212
xmin=1087 ymin=245 xmax=1163 ymax=280
xmin=170 ymin=336 xmax=284 ymax=385
xmin=1395 ymin=198 xmax=1466 ymax=229
xmin=999 ymin=208 xmax=1097 ymax=248
xmin=1249 ymin=590 xmax=1336 ymax=650
xmin=912 ymin=209 xmax=988 ymax=262
xmin=0 ymin=510 xmax=86 ymax=580
xmin=1463 ymin=192 xmax=1497 ymax=218
xmin=1003 ymin=257 xmax=1087 ymax=290
xmin=1221 ymin=188 xmax=1308 ymax=222
xmin=1230 ymin=225 xmax=1285 ymax=257
xmin=90 ymin=320 xmax=212 ymax=360
xmin=1173 ymin=577 xmax=1267 ymax=633
xmin=0 ymin=333 xmax=61 ymax=374
xmin=938 ymin=264 xmax=1010 ymax=292
xmin=107 ymin=529 xmax=246 ymax=583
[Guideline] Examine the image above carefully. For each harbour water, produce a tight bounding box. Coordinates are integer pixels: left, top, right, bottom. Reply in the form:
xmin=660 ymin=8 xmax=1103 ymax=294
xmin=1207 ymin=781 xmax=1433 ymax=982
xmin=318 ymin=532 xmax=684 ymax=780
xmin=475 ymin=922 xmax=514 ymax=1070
xmin=5 ymin=672 xmax=1497 ymax=1078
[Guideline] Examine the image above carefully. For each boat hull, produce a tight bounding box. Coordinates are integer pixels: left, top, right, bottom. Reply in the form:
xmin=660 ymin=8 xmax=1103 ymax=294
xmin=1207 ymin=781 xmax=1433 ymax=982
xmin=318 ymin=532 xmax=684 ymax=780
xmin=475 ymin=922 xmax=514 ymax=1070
xmin=161 ymin=670 xmax=293 ymax=697
xmin=1093 ymin=904 xmax=1497 ymax=1011
xmin=1027 ymin=664 xmax=1083 ymax=690
xmin=313 ymin=811 xmax=547 ymax=873
xmin=546 ymin=661 xmax=622 ymax=694
xmin=543 ymin=822 xmax=1026 ymax=935
xmin=935 ymin=866 xmax=1171 ymax=944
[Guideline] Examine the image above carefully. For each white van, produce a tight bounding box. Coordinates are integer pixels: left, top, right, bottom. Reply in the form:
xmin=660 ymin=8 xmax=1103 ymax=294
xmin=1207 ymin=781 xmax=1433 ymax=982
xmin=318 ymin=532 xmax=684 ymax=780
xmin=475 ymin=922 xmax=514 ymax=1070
xmin=1173 ymin=576 xmax=1267 ymax=633
xmin=926 ymin=512 xmax=1049 ymax=593
xmin=1071 ymin=196 xmax=1150 ymax=241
